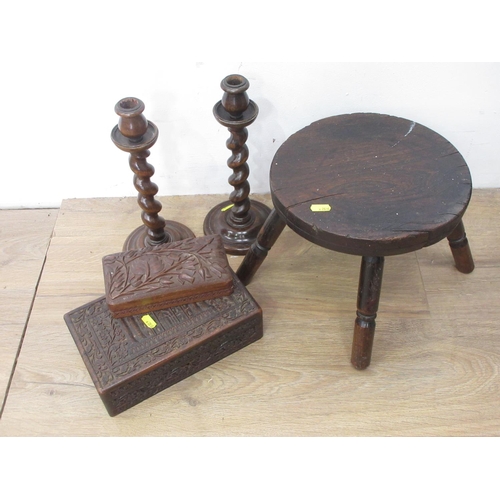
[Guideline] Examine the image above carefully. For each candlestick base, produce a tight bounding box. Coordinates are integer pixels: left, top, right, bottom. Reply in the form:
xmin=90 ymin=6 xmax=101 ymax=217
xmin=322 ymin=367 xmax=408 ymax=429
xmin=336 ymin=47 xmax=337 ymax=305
xmin=203 ymin=199 xmax=271 ymax=255
xmin=123 ymin=222 xmax=195 ymax=251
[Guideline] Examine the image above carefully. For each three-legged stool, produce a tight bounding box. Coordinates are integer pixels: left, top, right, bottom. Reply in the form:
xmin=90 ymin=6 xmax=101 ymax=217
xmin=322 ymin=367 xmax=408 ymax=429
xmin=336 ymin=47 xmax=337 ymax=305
xmin=237 ymin=113 xmax=474 ymax=369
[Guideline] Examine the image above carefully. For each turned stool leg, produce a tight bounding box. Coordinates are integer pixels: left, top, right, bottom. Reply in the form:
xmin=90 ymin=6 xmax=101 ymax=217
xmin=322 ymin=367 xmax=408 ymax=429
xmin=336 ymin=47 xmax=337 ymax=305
xmin=351 ymin=256 xmax=385 ymax=370
xmin=236 ymin=208 xmax=286 ymax=285
xmin=447 ymin=220 xmax=474 ymax=274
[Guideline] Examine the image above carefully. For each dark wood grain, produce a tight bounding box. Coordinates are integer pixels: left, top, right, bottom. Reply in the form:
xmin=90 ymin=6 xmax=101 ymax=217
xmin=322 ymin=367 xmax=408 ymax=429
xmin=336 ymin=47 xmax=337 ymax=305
xmin=271 ymin=113 xmax=472 ymax=256
xmin=238 ymin=112 xmax=475 ymax=369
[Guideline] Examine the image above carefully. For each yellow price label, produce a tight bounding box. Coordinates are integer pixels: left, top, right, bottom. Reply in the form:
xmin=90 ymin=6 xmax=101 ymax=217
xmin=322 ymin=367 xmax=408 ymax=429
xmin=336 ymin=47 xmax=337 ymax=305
xmin=310 ymin=204 xmax=332 ymax=212
xmin=141 ymin=314 xmax=157 ymax=329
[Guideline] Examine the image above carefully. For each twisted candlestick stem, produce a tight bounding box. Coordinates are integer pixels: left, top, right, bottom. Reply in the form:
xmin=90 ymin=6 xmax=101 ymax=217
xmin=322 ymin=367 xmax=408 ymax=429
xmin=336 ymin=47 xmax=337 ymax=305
xmin=227 ymin=127 xmax=251 ymax=225
xmin=129 ymin=149 xmax=166 ymax=244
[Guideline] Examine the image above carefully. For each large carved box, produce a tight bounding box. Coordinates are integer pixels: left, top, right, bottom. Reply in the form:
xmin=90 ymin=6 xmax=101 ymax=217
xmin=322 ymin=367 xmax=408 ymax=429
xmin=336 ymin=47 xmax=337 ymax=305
xmin=64 ymin=274 xmax=262 ymax=416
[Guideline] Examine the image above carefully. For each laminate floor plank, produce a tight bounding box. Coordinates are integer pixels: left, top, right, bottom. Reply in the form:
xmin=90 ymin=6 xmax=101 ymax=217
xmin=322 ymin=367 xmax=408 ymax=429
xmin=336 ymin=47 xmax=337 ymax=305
xmin=1 ymin=192 xmax=498 ymax=436
xmin=0 ymin=209 xmax=57 ymax=402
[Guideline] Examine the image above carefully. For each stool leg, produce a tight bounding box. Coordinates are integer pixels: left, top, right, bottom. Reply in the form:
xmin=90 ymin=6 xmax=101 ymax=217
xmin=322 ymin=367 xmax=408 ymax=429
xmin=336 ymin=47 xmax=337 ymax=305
xmin=236 ymin=208 xmax=286 ymax=285
xmin=447 ymin=220 xmax=474 ymax=274
xmin=351 ymin=256 xmax=385 ymax=370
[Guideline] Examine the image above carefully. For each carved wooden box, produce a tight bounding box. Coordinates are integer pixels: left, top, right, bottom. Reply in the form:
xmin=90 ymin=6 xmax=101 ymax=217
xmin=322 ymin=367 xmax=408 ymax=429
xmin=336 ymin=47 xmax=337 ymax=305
xmin=64 ymin=274 xmax=262 ymax=416
xmin=102 ymin=235 xmax=234 ymax=319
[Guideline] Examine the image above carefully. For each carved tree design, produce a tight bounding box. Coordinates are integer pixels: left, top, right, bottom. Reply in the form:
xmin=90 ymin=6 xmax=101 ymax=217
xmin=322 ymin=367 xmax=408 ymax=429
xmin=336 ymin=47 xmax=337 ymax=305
xmin=103 ymin=236 xmax=231 ymax=300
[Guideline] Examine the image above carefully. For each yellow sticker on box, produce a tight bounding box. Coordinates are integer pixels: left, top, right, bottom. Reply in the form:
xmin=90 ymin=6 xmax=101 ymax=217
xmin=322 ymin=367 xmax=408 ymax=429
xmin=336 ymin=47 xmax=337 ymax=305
xmin=310 ymin=204 xmax=331 ymax=212
xmin=141 ymin=314 xmax=157 ymax=329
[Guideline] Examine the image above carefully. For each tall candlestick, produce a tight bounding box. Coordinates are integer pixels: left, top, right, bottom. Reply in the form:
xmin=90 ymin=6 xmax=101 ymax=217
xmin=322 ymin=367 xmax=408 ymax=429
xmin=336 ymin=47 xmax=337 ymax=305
xmin=111 ymin=97 xmax=195 ymax=250
xmin=203 ymin=75 xmax=270 ymax=255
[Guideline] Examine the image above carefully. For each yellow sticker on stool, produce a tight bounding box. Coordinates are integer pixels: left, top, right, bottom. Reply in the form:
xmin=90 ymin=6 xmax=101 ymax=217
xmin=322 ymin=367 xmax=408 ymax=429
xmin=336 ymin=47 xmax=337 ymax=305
xmin=141 ymin=314 xmax=157 ymax=329
xmin=310 ymin=204 xmax=331 ymax=212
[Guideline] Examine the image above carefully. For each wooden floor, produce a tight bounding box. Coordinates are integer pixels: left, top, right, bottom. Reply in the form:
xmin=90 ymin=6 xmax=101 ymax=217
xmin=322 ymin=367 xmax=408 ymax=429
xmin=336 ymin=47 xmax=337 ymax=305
xmin=0 ymin=190 xmax=499 ymax=436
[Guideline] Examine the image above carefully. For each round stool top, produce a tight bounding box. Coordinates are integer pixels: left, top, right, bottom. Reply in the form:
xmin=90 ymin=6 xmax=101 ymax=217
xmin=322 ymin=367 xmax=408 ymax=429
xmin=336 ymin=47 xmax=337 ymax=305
xmin=270 ymin=113 xmax=472 ymax=256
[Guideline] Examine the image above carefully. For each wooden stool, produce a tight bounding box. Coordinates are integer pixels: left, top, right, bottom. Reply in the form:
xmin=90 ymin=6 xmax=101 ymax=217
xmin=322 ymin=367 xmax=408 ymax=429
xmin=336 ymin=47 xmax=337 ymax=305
xmin=237 ymin=113 xmax=475 ymax=369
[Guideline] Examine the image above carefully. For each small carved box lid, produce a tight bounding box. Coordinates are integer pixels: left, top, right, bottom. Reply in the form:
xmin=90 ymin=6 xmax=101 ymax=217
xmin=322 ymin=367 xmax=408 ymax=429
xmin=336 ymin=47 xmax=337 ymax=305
xmin=102 ymin=235 xmax=234 ymax=318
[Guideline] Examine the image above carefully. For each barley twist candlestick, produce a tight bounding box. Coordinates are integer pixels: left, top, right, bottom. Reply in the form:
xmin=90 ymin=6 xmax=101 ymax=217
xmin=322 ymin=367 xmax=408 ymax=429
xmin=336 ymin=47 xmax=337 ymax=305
xmin=203 ymin=74 xmax=271 ymax=255
xmin=111 ymin=97 xmax=195 ymax=251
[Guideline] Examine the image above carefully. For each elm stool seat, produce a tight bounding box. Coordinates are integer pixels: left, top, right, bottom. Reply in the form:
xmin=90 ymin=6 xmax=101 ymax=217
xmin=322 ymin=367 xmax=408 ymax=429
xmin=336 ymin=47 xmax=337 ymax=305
xmin=236 ymin=113 xmax=475 ymax=369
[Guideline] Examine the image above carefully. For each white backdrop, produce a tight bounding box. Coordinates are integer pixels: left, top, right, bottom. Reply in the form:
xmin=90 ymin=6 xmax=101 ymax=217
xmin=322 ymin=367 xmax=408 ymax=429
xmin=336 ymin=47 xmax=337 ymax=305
xmin=2 ymin=3 xmax=499 ymax=208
